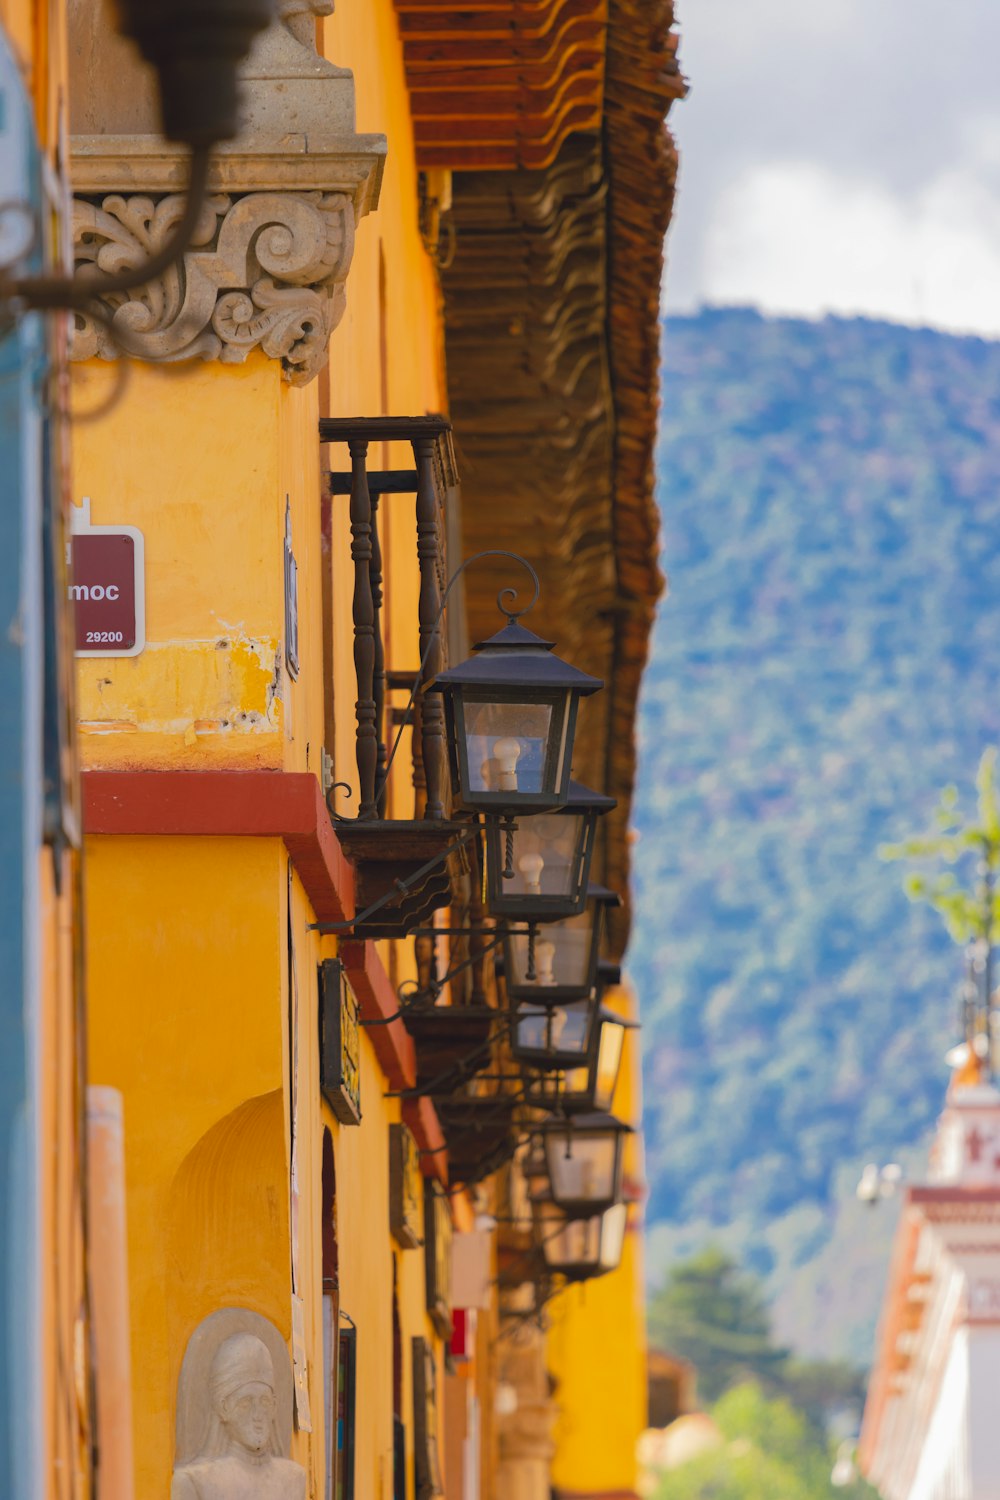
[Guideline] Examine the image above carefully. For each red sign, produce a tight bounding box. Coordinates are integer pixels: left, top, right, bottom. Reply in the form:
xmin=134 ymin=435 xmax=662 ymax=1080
xmin=71 ymin=533 xmax=138 ymax=653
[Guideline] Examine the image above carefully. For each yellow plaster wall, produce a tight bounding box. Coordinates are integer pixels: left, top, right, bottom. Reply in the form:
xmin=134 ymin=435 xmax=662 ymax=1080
xmin=72 ymin=359 xmax=303 ymax=770
xmin=547 ymin=982 xmax=648 ymax=1496
xmin=85 ymin=833 xmax=449 ymax=1500
xmin=77 ymin=9 xmax=458 ymax=1500
xmin=320 ymin=0 xmax=447 ymax=817
xmin=325 ymin=1010 xmax=449 ymax=1500
xmin=0 ymin=0 xmax=65 ymax=144
xmin=85 ymin=835 xmax=288 ymax=1497
xmin=71 ymin=3 xmax=445 ymax=804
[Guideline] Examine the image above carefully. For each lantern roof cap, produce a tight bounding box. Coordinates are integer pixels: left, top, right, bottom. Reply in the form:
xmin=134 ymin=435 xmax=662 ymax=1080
xmin=429 ymin=621 xmax=603 ymax=695
xmin=564 ymin=778 xmax=617 ymax=813
xmin=596 ymin=1005 xmax=640 ymax=1031
xmin=475 ymin=620 xmax=556 ymax=651
xmin=539 ymin=1110 xmax=634 ymax=1135
xmin=586 ymin=884 xmax=623 ymax=908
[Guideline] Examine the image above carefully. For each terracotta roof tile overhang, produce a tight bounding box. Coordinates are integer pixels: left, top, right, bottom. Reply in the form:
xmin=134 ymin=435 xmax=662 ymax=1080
xmin=436 ymin=0 xmax=685 ymax=955
xmin=392 ymin=0 xmax=608 ymax=170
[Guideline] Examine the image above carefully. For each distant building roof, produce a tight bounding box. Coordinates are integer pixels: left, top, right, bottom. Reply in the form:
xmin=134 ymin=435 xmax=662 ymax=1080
xmin=860 ymin=1082 xmax=1000 ymax=1498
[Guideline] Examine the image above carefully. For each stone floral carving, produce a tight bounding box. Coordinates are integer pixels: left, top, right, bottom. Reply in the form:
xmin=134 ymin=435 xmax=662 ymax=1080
xmin=173 ymin=1310 xmax=306 ymax=1499
xmin=71 ymin=188 xmax=355 ymax=384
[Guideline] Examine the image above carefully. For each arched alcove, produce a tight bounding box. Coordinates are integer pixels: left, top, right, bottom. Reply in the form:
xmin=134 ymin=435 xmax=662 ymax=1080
xmin=166 ymin=1088 xmax=292 ymax=1396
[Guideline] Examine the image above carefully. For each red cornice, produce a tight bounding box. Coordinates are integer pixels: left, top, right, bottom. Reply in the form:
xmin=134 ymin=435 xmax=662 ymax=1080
xmin=339 ymin=937 xmax=417 ymax=1097
xmin=402 ymin=1096 xmax=449 ymax=1188
xmin=911 ymin=1185 xmax=1000 ymax=1204
xmin=80 ymin=770 xmax=450 ymax=1168
xmin=83 ymin=769 xmax=354 ymax=923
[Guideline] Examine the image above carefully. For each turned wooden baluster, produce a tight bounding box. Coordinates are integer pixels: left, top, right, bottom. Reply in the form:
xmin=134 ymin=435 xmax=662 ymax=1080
xmin=415 ymin=924 xmax=435 ymax=995
xmin=411 ymin=692 xmax=427 ymax=817
xmin=349 ymin=437 xmax=379 ymax=820
xmin=370 ymin=487 xmax=387 ymax=802
xmin=414 ymin=434 xmax=445 ymax=820
xmin=468 ymin=838 xmax=488 ymax=1007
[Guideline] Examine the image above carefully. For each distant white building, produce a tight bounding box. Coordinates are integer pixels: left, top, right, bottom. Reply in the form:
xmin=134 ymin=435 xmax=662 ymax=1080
xmin=860 ymin=1073 xmax=1000 ymax=1500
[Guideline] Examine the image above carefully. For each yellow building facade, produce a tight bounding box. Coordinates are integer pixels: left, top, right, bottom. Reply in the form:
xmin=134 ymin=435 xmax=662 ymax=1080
xmin=0 ymin=2 xmax=684 ymax=1498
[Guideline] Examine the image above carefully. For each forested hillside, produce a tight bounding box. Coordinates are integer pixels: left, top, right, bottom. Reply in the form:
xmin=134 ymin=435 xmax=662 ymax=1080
xmin=632 ymin=308 xmax=1000 ymax=1364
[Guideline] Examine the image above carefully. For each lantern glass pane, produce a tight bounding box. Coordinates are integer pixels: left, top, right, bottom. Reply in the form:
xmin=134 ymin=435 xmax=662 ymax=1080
xmin=560 ymin=1063 xmax=591 ymax=1105
xmin=464 ymin=698 xmax=553 ymax=796
xmin=515 ymin=1003 xmax=591 ymax=1061
xmin=599 ymin=1202 xmax=628 ymax=1271
xmin=508 ymin=908 xmax=592 ymax=993
xmin=507 ymin=811 xmax=584 ymax=902
xmin=593 ymin=1019 xmax=626 ymax=1113
xmin=537 ymin=1204 xmax=602 ymax=1269
xmin=545 ymin=1130 xmax=616 ymax=1205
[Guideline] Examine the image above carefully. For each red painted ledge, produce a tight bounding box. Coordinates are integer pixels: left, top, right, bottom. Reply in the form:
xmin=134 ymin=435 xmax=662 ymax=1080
xmin=80 ymin=770 xmax=449 ymax=1157
xmin=339 ymin=938 xmax=417 ymax=1096
xmin=83 ymin=769 xmax=354 ymax=924
xmin=402 ymin=1096 xmax=449 ymax=1188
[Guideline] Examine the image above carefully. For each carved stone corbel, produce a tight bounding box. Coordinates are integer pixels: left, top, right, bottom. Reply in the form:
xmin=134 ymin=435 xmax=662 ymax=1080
xmin=73 ymin=188 xmax=355 ymax=384
xmin=67 ymin=0 xmax=385 ymax=385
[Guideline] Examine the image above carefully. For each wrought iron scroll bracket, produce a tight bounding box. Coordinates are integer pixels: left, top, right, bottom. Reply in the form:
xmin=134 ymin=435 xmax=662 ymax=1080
xmin=308 ymin=824 xmax=479 ymax=935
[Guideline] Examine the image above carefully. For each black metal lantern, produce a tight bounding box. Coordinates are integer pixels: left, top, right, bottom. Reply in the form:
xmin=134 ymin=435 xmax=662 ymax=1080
xmin=596 ymin=959 xmax=621 ymax=990
xmin=484 ymin=780 xmax=615 ymax=921
xmin=116 ymin=0 xmax=276 ymax=146
xmin=534 ymin=1200 xmax=629 ymax=1282
xmin=523 ymin=1006 xmax=638 ymax=1115
xmin=429 ymin=621 xmax=602 ymax=814
xmin=502 ymin=887 xmax=618 ymax=1006
xmin=510 ymin=998 xmax=599 ymax=1072
xmin=538 ymin=1111 xmax=631 ymax=1218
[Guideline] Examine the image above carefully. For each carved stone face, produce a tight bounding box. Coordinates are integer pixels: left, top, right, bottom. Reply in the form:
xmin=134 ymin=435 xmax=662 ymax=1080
xmin=219 ymin=1380 xmax=277 ymax=1455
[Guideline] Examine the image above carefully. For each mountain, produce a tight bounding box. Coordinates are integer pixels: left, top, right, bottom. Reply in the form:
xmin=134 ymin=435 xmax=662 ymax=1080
xmin=630 ymin=307 xmax=1000 ymax=1365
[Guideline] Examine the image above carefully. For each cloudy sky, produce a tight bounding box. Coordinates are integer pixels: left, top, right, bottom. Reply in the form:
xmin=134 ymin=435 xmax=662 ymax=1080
xmin=665 ymin=1 xmax=1000 ymax=335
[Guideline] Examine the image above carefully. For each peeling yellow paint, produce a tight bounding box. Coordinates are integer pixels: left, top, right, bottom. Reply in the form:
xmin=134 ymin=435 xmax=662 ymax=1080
xmin=77 ymin=637 xmax=284 ymax=768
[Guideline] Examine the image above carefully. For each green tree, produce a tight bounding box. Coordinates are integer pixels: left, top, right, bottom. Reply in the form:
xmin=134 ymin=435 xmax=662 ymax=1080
xmin=780 ymin=1359 xmax=868 ymax=1438
xmin=653 ymin=1383 xmax=876 ymax=1500
xmin=879 ymin=746 xmax=1000 ymax=944
xmin=648 ymin=1247 xmax=789 ymax=1403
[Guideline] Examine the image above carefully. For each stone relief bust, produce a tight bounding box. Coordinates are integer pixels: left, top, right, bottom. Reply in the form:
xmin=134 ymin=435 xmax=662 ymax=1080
xmin=172 ymin=1312 xmax=306 ymax=1500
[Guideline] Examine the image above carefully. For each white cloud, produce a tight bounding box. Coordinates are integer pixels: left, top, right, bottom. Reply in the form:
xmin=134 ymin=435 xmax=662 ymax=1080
xmin=663 ymin=0 xmax=1000 ymax=334
xmin=681 ymin=160 xmax=1000 ymax=334
xmin=683 ymin=160 xmax=1000 ymax=331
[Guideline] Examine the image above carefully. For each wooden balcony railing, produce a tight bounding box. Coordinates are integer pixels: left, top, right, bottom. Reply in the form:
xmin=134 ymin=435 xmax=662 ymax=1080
xmin=321 ymin=415 xmax=458 ymax=820
xmin=320 ymin=416 xmax=468 ymax=939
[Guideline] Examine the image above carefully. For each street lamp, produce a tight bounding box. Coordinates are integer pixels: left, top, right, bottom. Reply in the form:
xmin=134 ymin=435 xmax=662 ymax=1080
xmin=535 ymin=1200 xmax=628 ymax=1282
xmin=483 ymin=780 xmax=615 ymax=921
xmin=116 ymin=0 xmax=276 ymax=147
xmin=523 ymin=1006 xmax=637 ymax=1115
xmin=510 ymin=998 xmax=600 ymax=1072
xmin=429 ymin=620 xmax=602 ymax=815
xmin=502 ymin=887 xmax=618 ymax=1006
xmin=538 ymin=1111 xmax=631 ymax=1217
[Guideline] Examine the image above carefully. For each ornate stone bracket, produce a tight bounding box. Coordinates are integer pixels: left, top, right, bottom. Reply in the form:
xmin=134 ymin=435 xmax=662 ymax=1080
xmin=73 ymin=187 xmax=355 ymax=384
xmin=67 ymin=0 xmax=386 ymax=385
